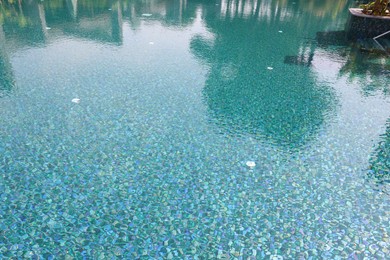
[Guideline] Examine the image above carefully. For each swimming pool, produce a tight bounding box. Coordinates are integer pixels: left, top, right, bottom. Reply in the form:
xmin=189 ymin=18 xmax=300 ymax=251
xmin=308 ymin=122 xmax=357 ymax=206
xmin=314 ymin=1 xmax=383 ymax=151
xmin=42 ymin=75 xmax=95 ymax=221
xmin=0 ymin=0 xmax=389 ymax=258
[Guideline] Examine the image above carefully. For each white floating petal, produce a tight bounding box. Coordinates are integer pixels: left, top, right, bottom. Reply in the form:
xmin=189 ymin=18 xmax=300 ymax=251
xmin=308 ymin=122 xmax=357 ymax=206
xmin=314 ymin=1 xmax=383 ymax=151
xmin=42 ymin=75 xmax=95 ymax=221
xmin=71 ymin=98 xmax=80 ymax=104
xmin=246 ymin=161 xmax=256 ymax=168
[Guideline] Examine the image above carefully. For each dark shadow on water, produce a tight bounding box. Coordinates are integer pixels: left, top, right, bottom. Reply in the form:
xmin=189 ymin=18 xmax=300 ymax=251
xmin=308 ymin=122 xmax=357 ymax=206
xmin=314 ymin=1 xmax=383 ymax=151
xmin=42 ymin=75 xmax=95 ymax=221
xmin=0 ymin=58 xmax=14 ymax=98
xmin=284 ymin=53 xmax=314 ymax=67
xmin=368 ymin=119 xmax=390 ymax=194
xmin=191 ymin=17 xmax=337 ymax=150
xmin=0 ymin=23 xmax=15 ymax=98
xmin=316 ymin=30 xmax=350 ymax=47
xmin=187 ymin=0 xmax=356 ymax=150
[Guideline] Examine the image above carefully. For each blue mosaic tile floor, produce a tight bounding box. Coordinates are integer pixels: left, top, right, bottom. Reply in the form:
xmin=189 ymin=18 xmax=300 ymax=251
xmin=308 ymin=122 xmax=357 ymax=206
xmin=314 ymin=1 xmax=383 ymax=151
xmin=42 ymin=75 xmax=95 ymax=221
xmin=0 ymin=0 xmax=389 ymax=258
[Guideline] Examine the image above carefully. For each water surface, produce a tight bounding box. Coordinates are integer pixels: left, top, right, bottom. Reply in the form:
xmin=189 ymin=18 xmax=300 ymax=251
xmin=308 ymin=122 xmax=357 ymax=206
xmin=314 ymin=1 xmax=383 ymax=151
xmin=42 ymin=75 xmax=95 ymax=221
xmin=1 ymin=0 xmax=389 ymax=258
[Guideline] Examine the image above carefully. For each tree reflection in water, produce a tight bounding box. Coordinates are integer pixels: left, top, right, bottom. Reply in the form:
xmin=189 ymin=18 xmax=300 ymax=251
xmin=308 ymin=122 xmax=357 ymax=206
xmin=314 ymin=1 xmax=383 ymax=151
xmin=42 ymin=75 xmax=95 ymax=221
xmin=0 ymin=16 xmax=14 ymax=97
xmin=369 ymin=119 xmax=390 ymax=193
xmin=303 ymin=24 xmax=390 ymax=191
xmin=311 ymin=30 xmax=390 ymax=96
xmin=191 ymin=1 xmax=337 ymax=149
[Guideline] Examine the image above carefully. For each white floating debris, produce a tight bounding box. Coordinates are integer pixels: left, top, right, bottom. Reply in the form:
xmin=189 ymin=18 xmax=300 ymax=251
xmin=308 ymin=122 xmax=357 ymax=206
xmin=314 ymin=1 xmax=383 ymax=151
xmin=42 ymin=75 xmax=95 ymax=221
xmin=278 ymin=30 xmax=283 ymax=33
xmin=46 ymin=27 xmax=51 ymax=30
xmin=267 ymin=67 xmax=273 ymax=70
xmin=71 ymin=98 xmax=80 ymax=104
xmin=246 ymin=161 xmax=256 ymax=168
xmin=149 ymin=42 xmax=154 ymax=45
xmin=142 ymin=13 xmax=152 ymax=17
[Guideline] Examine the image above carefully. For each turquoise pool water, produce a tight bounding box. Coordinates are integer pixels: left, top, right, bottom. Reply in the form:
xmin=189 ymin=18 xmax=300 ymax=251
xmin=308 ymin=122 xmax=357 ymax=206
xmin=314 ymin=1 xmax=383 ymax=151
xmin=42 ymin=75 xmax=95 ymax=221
xmin=1 ymin=0 xmax=390 ymax=258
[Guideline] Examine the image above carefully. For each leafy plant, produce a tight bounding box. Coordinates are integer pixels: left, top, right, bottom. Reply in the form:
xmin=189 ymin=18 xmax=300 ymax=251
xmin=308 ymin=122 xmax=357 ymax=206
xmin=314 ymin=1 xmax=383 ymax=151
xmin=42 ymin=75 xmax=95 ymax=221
xmin=360 ymin=0 xmax=390 ymax=16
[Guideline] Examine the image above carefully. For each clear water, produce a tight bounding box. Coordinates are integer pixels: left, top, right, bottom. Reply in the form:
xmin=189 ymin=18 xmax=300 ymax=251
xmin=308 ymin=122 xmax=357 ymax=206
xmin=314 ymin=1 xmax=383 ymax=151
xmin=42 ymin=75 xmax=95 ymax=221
xmin=1 ymin=0 xmax=389 ymax=258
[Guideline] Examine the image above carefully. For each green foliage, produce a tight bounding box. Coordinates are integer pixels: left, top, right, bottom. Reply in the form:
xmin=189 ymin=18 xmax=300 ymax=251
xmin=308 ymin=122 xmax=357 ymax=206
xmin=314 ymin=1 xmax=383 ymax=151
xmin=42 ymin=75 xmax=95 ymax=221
xmin=360 ymin=0 xmax=390 ymax=16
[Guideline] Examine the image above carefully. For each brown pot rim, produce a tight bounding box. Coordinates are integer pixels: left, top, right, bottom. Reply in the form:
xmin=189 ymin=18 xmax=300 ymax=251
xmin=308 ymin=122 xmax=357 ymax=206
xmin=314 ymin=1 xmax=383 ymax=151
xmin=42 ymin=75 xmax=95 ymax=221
xmin=349 ymin=8 xmax=390 ymax=20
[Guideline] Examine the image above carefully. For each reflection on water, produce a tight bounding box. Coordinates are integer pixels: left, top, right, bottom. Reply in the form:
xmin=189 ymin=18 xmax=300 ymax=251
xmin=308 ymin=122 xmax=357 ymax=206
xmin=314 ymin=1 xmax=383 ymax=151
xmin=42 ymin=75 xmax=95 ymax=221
xmin=0 ymin=0 xmax=386 ymax=167
xmin=288 ymin=29 xmax=390 ymax=96
xmin=339 ymin=48 xmax=390 ymax=96
xmin=0 ymin=0 xmax=387 ymax=183
xmin=0 ymin=25 xmax=14 ymax=97
xmin=44 ymin=0 xmax=124 ymax=44
xmin=191 ymin=0 xmax=347 ymax=149
xmin=0 ymin=0 xmax=355 ymax=45
xmin=0 ymin=0 xmax=49 ymax=47
xmin=308 ymin=30 xmax=390 ymax=96
xmin=1 ymin=0 xmax=390 ymax=259
xmin=315 ymin=30 xmax=350 ymax=47
xmin=0 ymin=0 xmax=124 ymax=47
xmin=191 ymin=34 xmax=336 ymax=149
xmin=369 ymin=119 xmax=390 ymax=192
xmin=0 ymin=0 xmax=355 ymax=47
xmin=218 ymin=0 xmax=351 ymax=22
